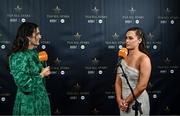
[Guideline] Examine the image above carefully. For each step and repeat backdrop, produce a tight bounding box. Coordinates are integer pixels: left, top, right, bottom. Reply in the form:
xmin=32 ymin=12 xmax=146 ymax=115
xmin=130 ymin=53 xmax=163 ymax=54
xmin=0 ymin=0 xmax=180 ymax=115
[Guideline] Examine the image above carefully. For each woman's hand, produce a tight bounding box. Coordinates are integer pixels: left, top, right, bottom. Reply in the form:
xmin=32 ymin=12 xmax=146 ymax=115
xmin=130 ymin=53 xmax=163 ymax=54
xmin=40 ymin=66 xmax=51 ymax=77
xmin=117 ymin=98 xmax=129 ymax=112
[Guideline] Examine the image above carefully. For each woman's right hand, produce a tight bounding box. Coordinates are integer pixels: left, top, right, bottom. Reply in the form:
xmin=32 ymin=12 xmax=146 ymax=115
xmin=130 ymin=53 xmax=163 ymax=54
xmin=40 ymin=66 xmax=51 ymax=77
xmin=117 ymin=98 xmax=128 ymax=112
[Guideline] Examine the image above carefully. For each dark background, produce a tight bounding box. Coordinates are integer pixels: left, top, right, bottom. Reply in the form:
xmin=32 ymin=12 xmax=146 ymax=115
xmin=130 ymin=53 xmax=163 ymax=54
xmin=0 ymin=0 xmax=180 ymax=115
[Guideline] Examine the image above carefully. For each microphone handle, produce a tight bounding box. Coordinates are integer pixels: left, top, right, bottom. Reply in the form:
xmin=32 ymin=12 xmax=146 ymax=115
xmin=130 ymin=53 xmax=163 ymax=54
xmin=44 ymin=61 xmax=47 ymax=67
xmin=117 ymin=57 xmax=122 ymax=67
xmin=42 ymin=61 xmax=47 ymax=67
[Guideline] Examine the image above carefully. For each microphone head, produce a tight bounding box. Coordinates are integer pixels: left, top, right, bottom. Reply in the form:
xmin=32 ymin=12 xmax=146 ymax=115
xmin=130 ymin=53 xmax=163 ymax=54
xmin=38 ymin=51 xmax=48 ymax=61
xmin=118 ymin=48 xmax=128 ymax=58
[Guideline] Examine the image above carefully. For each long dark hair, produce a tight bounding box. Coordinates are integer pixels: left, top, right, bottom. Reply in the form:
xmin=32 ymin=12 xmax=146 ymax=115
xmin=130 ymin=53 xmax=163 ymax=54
xmin=6 ymin=22 xmax=38 ymax=71
xmin=10 ymin=22 xmax=38 ymax=54
xmin=125 ymin=27 xmax=150 ymax=57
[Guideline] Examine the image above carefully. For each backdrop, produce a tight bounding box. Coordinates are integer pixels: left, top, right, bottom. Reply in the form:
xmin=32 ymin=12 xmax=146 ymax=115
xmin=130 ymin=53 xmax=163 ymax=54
xmin=0 ymin=0 xmax=180 ymax=115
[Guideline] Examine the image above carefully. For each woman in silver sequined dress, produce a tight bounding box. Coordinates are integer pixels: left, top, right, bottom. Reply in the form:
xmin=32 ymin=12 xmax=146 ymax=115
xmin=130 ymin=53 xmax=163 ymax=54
xmin=115 ymin=27 xmax=151 ymax=116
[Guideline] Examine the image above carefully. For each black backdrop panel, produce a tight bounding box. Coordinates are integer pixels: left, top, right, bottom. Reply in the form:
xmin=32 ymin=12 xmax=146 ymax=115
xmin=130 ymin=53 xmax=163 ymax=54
xmin=0 ymin=0 xmax=180 ymax=115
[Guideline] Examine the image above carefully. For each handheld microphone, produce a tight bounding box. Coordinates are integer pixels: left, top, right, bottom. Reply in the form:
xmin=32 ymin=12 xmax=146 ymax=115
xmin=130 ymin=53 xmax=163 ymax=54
xmin=117 ymin=47 xmax=128 ymax=66
xmin=38 ymin=51 xmax=48 ymax=67
xmin=38 ymin=51 xmax=50 ymax=83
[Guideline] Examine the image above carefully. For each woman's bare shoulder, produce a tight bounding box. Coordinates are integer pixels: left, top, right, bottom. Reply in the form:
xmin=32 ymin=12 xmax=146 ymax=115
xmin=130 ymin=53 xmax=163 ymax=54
xmin=139 ymin=53 xmax=151 ymax=63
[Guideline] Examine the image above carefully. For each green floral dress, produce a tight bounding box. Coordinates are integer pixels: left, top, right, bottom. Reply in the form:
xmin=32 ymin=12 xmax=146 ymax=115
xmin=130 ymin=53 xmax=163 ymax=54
xmin=9 ymin=49 xmax=51 ymax=116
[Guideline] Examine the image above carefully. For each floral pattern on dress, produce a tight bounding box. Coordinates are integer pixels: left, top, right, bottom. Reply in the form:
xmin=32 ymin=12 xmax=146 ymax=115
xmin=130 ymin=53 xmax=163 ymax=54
xmin=9 ymin=49 xmax=51 ymax=116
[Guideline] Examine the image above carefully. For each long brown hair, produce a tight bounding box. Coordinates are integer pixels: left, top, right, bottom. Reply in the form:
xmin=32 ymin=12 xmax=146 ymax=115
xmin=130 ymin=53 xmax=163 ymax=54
xmin=10 ymin=22 xmax=38 ymax=54
xmin=6 ymin=22 xmax=38 ymax=71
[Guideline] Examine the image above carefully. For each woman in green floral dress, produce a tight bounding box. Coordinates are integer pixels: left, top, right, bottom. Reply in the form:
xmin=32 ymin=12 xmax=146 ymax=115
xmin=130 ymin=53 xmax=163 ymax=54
xmin=9 ymin=22 xmax=51 ymax=115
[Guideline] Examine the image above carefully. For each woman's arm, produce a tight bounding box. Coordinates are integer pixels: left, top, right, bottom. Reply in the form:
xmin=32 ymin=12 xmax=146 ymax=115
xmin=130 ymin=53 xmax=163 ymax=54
xmin=115 ymin=68 xmax=128 ymax=111
xmin=125 ymin=56 xmax=151 ymax=104
xmin=9 ymin=53 xmax=42 ymax=93
xmin=115 ymin=73 xmax=122 ymax=103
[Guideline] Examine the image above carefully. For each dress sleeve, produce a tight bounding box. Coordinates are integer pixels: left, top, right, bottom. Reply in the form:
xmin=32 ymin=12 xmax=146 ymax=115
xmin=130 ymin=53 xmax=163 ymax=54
xmin=9 ymin=53 xmax=35 ymax=93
